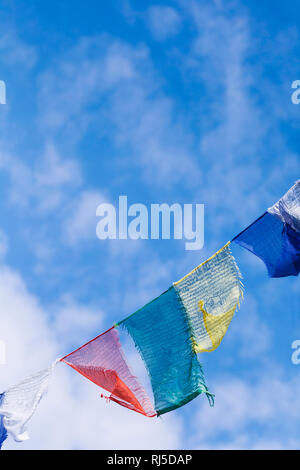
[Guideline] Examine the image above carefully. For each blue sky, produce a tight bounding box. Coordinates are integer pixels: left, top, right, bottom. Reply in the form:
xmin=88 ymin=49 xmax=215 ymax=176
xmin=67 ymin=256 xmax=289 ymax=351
xmin=0 ymin=0 xmax=300 ymax=449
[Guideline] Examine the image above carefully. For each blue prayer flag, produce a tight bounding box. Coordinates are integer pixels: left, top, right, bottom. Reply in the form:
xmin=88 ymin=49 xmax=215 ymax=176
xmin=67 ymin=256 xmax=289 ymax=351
xmin=233 ymin=182 xmax=300 ymax=278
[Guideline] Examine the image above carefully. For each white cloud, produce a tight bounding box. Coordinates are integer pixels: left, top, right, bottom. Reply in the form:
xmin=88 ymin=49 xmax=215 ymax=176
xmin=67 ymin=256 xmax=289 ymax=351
xmin=146 ymin=6 xmax=182 ymax=41
xmin=50 ymin=294 xmax=103 ymax=350
xmin=0 ymin=140 xmax=82 ymax=212
xmin=0 ymin=30 xmax=36 ymax=69
xmin=34 ymin=141 xmax=81 ymax=188
xmin=38 ymin=37 xmax=143 ymax=132
xmin=229 ymin=294 xmax=273 ymax=359
xmin=63 ymin=189 xmax=106 ymax=245
xmin=0 ymin=267 xmax=56 ymax=386
xmin=189 ymin=370 xmax=300 ymax=449
xmin=38 ymin=36 xmax=201 ymax=188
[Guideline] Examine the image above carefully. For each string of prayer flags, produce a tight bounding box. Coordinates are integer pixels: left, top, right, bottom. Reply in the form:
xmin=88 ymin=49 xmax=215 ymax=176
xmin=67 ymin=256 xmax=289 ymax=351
xmin=1 ymin=179 xmax=299 ymax=448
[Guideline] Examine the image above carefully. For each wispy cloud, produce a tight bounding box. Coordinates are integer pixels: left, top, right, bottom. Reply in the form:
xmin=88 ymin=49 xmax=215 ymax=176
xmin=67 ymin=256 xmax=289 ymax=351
xmin=0 ymin=140 xmax=81 ymax=211
xmin=146 ymin=6 xmax=182 ymax=41
xmin=190 ymin=370 xmax=300 ymax=449
xmin=63 ymin=189 xmax=106 ymax=245
xmin=0 ymin=30 xmax=36 ymax=69
xmin=37 ymin=35 xmax=201 ymax=188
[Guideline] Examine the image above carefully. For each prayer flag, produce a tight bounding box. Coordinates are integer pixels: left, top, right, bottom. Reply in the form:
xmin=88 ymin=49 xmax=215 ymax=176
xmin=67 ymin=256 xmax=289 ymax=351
xmin=61 ymin=327 xmax=156 ymax=417
xmin=233 ymin=180 xmax=300 ymax=277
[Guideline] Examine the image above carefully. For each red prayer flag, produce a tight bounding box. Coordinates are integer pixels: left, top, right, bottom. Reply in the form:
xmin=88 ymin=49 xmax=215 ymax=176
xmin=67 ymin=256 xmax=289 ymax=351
xmin=61 ymin=327 xmax=156 ymax=417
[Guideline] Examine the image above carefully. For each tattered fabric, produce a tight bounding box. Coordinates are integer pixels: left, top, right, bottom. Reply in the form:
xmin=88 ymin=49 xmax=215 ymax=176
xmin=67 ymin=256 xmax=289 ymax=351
xmin=61 ymin=327 xmax=156 ymax=417
xmin=268 ymin=179 xmax=300 ymax=233
xmin=233 ymin=212 xmax=300 ymax=278
xmin=119 ymin=287 xmax=212 ymax=416
xmin=233 ymin=181 xmax=300 ymax=278
xmin=174 ymin=242 xmax=243 ymax=353
xmin=0 ymin=362 xmax=56 ymax=447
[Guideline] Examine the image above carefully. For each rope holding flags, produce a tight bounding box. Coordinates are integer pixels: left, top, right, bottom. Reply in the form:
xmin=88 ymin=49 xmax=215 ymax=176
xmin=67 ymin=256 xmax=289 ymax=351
xmin=0 ymin=179 xmax=299 ymax=448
